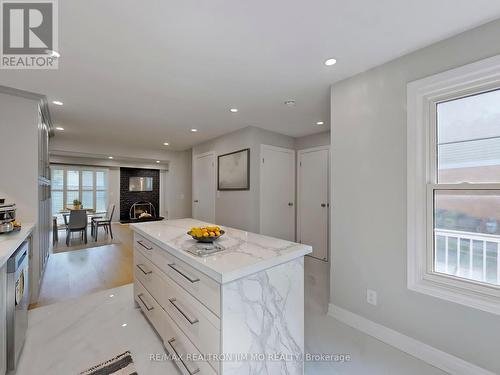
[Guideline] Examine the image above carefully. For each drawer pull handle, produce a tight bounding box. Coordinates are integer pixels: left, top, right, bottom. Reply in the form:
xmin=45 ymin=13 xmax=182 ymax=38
xmin=169 ymin=298 xmax=199 ymax=325
xmin=168 ymin=263 xmax=200 ymax=283
xmin=137 ymin=293 xmax=154 ymax=311
xmin=137 ymin=240 xmax=153 ymax=250
xmin=136 ymin=264 xmax=152 ymax=275
xmin=167 ymin=338 xmax=200 ymax=375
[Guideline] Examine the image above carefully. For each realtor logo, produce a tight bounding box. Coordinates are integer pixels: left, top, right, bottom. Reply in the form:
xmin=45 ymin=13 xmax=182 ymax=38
xmin=1 ymin=0 xmax=58 ymax=69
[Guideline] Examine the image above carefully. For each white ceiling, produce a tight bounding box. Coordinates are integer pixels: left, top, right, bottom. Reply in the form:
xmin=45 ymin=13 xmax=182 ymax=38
xmin=2 ymin=0 xmax=500 ymax=151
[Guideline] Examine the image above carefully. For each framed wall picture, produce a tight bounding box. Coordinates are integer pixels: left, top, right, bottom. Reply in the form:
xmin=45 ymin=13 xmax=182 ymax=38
xmin=217 ymin=148 xmax=250 ymax=190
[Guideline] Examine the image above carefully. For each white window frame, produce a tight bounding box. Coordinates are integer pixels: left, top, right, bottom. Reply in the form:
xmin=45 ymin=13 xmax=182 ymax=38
xmin=50 ymin=165 xmax=109 ymax=214
xmin=407 ymin=54 xmax=500 ymax=316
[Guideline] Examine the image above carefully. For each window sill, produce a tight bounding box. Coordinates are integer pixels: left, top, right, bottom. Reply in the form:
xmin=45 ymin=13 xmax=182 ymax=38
xmin=408 ymin=272 xmax=500 ymax=316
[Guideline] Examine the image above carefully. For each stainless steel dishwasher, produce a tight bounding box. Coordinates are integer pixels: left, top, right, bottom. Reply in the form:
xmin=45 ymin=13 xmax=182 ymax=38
xmin=6 ymin=240 xmax=30 ymax=373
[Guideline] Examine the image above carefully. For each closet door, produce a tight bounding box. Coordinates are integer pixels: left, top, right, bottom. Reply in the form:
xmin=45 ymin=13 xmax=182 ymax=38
xmin=192 ymin=152 xmax=216 ymax=223
xmin=260 ymin=145 xmax=296 ymax=241
xmin=298 ymin=147 xmax=329 ymax=261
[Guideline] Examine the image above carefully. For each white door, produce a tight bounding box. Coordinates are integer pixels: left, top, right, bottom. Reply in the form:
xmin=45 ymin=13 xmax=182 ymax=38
xmin=260 ymin=145 xmax=295 ymax=241
xmin=298 ymin=147 xmax=329 ymax=261
xmin=192 ymin=152 xmax=215 ymax=223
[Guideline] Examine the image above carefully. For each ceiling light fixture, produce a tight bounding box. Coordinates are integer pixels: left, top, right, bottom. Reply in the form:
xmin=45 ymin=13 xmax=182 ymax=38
xmin=121 ymin=323 xmax=127 ymax=327
xmin=324 ymin=58 xmax=337 ymax=66
xmin=109 ymin=294 xmax=115 ymax=298
xmin=156 ymin=160 xmax=160 ymax=163
xmin=55 ymin=126 xmax=64 ymax=131
xmin=52 ymin=100 xmax=63 ymax=106
xmin=108 ymin=156 xmax=113 ymax=159
xmin=191 ymin=128 xmax=198 ymax=132
xmin=163 ymin=142 xmax=169 ymax=146
xmin=316 ymin=121 xmax=324 ymax=125
xmin=230 ymin=108 xmax=238 ymax=113
xmin=284 ymin=100 xmax=296 ymax=107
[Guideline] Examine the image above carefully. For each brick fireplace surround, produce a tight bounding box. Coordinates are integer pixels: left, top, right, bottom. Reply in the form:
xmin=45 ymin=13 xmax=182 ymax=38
xmin=119 ymin=167 xmax=161 ymax=223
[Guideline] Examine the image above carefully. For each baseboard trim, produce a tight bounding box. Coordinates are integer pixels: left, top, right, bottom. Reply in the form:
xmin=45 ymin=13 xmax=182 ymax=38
xmin=328 ymin=304 xmax=495 ymax=375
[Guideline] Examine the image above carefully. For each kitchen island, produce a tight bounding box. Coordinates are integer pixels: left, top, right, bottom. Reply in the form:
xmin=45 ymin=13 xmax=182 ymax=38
xmin=131 ymin=218 xmax=311 ymax=375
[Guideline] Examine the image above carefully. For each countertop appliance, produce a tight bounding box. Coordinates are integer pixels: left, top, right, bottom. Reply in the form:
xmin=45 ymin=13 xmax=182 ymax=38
xmin=6 ymin=240 xmax=30 ymax=373
xmin=0 ymin=203 xmax=16 ymax=234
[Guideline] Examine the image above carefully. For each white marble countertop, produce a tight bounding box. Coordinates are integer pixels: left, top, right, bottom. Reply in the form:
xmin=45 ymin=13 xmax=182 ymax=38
xmin=0 ymin=223 xmax=35 ymax=267
xmin=131 ymin=218 xmax=311 ymax=283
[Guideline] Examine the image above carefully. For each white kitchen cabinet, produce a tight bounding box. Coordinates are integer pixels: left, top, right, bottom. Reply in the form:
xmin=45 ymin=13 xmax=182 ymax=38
xmin=0 ymin=264 xmax=6 ymax=375
xmin=0 ymin=88 xmax=52 ymax=304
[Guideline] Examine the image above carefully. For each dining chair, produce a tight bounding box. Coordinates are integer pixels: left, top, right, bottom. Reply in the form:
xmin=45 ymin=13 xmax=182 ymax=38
xmin=90 ymin=205 xmax=111 ymax=237
xmin=65 ymin=209 xmax=88 ymax=246
xmin=92 ymin=204 xmax=115 ymax=241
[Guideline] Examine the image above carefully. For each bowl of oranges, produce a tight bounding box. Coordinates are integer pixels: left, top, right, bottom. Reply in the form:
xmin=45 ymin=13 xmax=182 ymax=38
xmin=188 ymin=226 xmax=225 ymax=243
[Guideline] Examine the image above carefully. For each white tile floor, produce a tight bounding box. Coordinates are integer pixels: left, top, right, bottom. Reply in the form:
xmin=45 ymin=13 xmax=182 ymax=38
xmin=16 ymin=256 xmax=447 ymax=375
xmin=303 ymin=256 xmax=446 ymax=375
xmin=16 ymin=285 xmax=177 ymax=375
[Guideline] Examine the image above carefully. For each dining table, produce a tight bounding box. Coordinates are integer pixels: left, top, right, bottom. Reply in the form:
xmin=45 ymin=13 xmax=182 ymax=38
xmin=59 ymin=207 xmax=106 ymax=225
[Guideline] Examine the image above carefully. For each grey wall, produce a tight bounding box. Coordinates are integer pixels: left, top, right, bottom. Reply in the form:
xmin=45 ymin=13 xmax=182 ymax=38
xmin=330 ymin=19 xmax=500 ymax=373
xmin=192 ymin=126 xmax=295 ymax=232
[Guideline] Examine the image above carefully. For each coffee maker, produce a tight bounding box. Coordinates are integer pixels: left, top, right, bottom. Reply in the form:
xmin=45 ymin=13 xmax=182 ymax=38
xmin=0 ymin=202 xmax=17 ymax=233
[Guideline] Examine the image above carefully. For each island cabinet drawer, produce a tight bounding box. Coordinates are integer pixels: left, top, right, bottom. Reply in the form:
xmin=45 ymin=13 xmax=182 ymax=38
xmin=152 ymin=248 xmax=221 ymax=317
xmin=134 ymin=233 xmax=155 ymax=259
xmin=134 ymin=250 xmax=167 ymax=301
xmin=162 ymin=306 xmax=218 ymax=375
xmin=157 ymin=268 xmax=220 ymax=359
xmin=134 ymin=280 xmax=163 ymax=336
xmin=134 ymin=249 xmax=156 ymax=293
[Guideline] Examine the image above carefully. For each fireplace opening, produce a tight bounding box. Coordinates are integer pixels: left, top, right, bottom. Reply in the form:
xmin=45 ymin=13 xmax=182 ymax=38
xmin=130 ymin=201 xmax=156 ymax=220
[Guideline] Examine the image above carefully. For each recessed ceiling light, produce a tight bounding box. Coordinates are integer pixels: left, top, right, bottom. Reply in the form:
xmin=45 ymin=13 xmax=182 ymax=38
xmin=191 ymin=129 xmax=198 ymax=132
xmin=156 ymin=160 xmax=160 ymax=163
xmin=316 ymin=121 xmax=324 ymax=125
xmin=45 ymin=49 xmax=60 ymax=58
xmin=109 ymin=294 xmax=115 ymax=298
xmin=108 ymin=156 xmax=113 ymax=159
xmin=284 ymin=100 xmax=296 ymax=107
xmin=52 ymin=100 xmax=63 ymax=106
xmin=121 ymin=323 xmax=127 ymax=327
xmin=55 ymin=126 xmax=64 ymax=131
xmin=230 ymin=108 xmax=238 ymax=113
xmin=324 ymin=58 xmax=337 ymax=66
xmin=163 ymin=142 xmax=169 ymax=146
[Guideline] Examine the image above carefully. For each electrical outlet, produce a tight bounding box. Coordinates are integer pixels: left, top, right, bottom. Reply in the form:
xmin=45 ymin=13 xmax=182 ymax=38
xmin=366 ymin=289 xmax=377 ymax=306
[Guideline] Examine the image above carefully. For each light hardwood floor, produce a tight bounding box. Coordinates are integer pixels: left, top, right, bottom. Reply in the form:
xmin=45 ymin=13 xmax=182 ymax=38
xmin=31 ymin=223 xmax=134 ymax=309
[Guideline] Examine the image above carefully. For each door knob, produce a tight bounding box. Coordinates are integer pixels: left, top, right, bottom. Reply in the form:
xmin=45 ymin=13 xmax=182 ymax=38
xmin=321 ymin=203 xmax=326 ymax=207
xmin=194 ymin=200 xmax=199 ymax=203
xmin=288 ymin=202 xmax=294 ymax=206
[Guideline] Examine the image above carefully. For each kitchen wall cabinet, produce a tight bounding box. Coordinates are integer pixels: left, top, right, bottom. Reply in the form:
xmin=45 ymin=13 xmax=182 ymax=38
xmin=37 ymin=107 xmax=51 ymax=290
xmin=0 ymin=264 xmax=6 ymax=375
xmin=0 ymin=87 xmax=52 ymax=304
